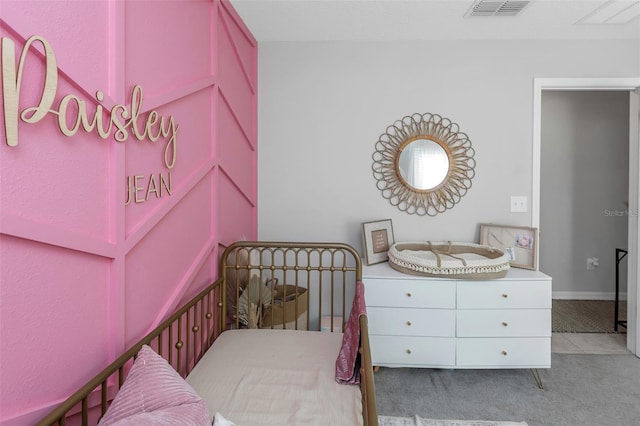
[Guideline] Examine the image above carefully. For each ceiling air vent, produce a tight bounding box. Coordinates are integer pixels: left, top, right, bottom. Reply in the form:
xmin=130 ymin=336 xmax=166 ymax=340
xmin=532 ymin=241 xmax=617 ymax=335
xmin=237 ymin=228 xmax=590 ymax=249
xmin=466 ymin=0 xmax=532 ymax=17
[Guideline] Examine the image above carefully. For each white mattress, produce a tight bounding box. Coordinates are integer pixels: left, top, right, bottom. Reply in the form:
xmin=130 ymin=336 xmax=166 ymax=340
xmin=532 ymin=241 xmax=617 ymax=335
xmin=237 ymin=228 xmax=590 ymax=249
xmin=186 ymin=329 xmax=363 ymax=426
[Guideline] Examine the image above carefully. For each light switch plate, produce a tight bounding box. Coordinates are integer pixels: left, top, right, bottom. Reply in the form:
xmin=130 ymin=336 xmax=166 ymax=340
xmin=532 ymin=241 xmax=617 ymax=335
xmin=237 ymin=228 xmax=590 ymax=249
xmin=510 ymin=196 xmax=528 ymax=213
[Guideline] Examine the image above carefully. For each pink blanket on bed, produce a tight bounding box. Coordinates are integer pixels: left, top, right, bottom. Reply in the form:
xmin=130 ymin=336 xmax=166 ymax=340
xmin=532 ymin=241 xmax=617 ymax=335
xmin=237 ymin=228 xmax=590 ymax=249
xmin=335 ymin=280 xmax=366 ymax=385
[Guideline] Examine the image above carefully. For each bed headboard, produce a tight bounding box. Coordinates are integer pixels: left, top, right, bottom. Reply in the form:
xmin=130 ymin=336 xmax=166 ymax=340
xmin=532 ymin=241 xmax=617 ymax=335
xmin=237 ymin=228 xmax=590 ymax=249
xmin=221 ymin=241 xmax=363 ymax=331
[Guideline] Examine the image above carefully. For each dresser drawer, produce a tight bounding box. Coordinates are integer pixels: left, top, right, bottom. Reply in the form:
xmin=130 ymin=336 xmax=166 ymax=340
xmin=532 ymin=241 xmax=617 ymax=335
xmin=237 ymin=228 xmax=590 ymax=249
xmin=364 ymin=279 xmax=456 ymax=308
xmin=457 ymin=309 xmax=551 ymax=337
xmin=370 ymin=335 xmax=456 ymax=367
xmin=457 ymin=338 xmax=551 ymax=367
xmin=368 ymin=307 xmax=455 ymax=337
xmin=457 ymin=281 xmax=551 ymax=309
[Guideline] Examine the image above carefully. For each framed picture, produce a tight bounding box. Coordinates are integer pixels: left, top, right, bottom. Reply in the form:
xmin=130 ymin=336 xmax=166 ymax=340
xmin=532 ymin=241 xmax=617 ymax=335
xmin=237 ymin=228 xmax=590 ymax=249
xmin=362 ymin=219 xmax=395 ymax=265
xmin=479 ymin=223 xmax=538 ymax=270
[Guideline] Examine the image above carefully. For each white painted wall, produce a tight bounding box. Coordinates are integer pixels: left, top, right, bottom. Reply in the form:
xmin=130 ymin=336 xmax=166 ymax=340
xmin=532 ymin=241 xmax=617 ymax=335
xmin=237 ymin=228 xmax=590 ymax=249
xmin=540 ymin=91 xmax=630 ymax=298
xmin=257 ymin=39 xmax=640 ymax=262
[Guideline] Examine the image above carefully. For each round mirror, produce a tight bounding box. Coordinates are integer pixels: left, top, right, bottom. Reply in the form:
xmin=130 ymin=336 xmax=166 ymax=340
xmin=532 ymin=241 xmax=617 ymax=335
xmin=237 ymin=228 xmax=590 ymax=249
xmin=372 ymin=113 xmax=475 ymax=216
xmin=397 ymin=138 xmax=450 ymax=191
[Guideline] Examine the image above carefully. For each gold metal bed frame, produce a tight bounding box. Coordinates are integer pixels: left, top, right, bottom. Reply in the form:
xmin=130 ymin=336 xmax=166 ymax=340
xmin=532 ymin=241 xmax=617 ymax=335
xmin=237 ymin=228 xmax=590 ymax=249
xmin=37 ymin=241 xmax=378 ymax=426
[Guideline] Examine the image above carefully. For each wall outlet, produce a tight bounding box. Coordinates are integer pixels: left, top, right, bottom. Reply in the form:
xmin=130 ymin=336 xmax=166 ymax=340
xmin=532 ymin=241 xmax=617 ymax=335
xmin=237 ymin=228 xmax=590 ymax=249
xmin=587 ymin=257 xmax=599 ymax=270
xmin=510 ymin=196 xmax=528 ymax=213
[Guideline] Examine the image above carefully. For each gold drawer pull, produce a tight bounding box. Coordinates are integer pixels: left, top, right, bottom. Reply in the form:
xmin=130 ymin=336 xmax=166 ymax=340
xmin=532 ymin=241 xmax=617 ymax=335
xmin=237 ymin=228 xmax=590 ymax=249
xmin=406 ymin=321 xmax=412 ymax=326
xmin=406 ymin=349 xmax=412 ymax=354
xmin=502 ymin=350 xmax=508 ymax=356
xmin=406 ymin=292 xmax=412 ymax=298
xmin=502 ymin=293 xmax=508 ymax=298
xmin=502 ymin=322 xmax=508 ymax=327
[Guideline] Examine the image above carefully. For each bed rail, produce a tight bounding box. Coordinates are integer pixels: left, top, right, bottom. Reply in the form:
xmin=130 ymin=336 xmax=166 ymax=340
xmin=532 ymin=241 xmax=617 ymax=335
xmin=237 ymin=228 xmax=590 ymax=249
xmin=359 ymin=314 xmax=378 ymax=426
xmin=36 ymin=278 xmax=225 ymax=426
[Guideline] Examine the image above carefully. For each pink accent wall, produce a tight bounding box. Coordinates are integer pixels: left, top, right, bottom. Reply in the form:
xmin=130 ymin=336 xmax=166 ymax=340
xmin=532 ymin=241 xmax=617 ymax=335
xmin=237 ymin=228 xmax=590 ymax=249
xmin=0 ymin=1 xmax=257 ymax=424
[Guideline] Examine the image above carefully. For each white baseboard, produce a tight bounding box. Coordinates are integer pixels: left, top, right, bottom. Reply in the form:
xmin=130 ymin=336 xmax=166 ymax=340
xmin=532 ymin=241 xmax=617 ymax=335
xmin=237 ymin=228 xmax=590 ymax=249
xmin=553 ymin=291 xmax=628 ymax=301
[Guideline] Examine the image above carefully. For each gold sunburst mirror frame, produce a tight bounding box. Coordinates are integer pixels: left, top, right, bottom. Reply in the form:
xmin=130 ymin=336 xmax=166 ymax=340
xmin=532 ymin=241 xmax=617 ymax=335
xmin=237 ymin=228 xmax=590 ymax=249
xmin=372 ymin=113 xmax=476 ymax=216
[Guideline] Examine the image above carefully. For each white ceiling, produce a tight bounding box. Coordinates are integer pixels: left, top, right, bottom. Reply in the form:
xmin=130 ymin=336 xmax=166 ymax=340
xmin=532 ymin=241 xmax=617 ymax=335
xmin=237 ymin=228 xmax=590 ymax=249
xmin=229 ymin=0 xmax=640 ymax=41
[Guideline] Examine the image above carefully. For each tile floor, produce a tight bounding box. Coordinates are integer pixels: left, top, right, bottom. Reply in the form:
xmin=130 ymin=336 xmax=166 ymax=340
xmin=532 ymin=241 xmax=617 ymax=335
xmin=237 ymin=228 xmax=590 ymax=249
xmin=552 ymin=332 xmax=629 ymax=354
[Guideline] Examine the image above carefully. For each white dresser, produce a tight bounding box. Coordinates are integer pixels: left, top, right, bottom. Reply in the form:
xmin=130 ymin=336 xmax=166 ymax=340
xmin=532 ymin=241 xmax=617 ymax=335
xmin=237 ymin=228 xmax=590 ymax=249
xmin=363 ymin=262 xmax=552 ymax=370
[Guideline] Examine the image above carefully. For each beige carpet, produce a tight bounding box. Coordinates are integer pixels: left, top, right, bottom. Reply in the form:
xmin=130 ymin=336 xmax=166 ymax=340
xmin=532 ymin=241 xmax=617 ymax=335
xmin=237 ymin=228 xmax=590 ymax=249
xmin=552 ymin=300 xmax=627 ymax=333
xmin=378 ymin=416 xmax=527 ymax=426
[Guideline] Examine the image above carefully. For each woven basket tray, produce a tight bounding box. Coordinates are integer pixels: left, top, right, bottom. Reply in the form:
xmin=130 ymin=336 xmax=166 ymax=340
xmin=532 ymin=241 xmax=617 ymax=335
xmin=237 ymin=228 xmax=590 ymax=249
xmin=388 ymin=241 xmax=510 ymax=279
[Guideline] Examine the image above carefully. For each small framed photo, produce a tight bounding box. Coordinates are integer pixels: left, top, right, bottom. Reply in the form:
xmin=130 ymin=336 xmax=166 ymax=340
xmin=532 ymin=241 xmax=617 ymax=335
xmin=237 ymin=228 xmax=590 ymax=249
xmin=479 ymin=223 xmax=538 ymax=270
xmin=362 ymin=219 xmax=395 ymax=265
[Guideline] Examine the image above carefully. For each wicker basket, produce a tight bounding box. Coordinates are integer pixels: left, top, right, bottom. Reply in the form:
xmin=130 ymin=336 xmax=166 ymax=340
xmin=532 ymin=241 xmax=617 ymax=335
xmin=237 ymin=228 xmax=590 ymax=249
xmin=261 ymin=284 xmax=308 ymax=329
xmin=388 ymin=241 xmax=510 ymax=279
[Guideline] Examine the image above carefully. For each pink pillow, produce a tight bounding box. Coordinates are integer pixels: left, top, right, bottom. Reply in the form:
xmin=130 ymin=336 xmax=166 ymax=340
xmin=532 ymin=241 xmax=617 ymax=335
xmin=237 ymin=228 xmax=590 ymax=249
xmin=98 ymin=345 xmax=210 ymax=426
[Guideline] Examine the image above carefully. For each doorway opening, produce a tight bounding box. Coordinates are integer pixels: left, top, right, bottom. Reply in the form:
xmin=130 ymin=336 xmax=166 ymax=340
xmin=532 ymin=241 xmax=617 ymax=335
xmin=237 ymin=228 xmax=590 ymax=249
xmin=533 ymin=78 xmax=640 ymax=356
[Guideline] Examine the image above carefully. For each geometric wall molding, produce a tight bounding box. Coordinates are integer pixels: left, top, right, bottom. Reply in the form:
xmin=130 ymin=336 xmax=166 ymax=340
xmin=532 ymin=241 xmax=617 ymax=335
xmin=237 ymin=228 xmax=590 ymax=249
xmin=0 ymin=1 xmax=256 ymax=424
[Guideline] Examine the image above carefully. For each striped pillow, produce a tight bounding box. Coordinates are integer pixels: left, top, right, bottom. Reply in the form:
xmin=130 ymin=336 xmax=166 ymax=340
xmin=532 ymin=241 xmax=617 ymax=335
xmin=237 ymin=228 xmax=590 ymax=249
xmin=98 ymin=345 xmax=210 ymax=425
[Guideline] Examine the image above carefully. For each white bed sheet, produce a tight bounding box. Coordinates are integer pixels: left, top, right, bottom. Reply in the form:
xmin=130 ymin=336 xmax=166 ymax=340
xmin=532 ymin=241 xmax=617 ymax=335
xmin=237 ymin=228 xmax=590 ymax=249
xmin=186 ymin=329 xmax=363 ymax=426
